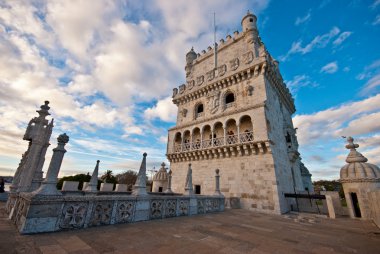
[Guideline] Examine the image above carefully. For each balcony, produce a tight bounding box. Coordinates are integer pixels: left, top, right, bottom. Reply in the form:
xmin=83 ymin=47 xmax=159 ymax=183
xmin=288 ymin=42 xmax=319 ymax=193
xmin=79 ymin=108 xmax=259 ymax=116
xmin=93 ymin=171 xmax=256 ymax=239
xmin=173 ymin=131 xmax=255 ymax=153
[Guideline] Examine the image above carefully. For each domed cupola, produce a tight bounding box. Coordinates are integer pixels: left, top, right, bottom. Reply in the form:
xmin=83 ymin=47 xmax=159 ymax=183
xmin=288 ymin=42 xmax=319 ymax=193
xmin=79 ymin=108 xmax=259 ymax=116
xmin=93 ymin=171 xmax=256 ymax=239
xmin=340 ymin=137 xmax=380 ymax=182
xmin=152 ymin=162 xmax=169 ymax=192
xmin=153 ymin=162 xmax=169 ymax=181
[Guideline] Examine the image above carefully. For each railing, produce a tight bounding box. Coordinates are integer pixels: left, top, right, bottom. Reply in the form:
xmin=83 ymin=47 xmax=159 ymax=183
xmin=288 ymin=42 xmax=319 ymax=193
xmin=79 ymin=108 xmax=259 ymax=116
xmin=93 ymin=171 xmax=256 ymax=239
xmin=226 ymin=134 xmax=238 ymax=145
xmin=240 ymin=131 xmax=254 ymax=143
xmin=213 ymin=137 xmax=224 ymax=147
xmin=201 ymin=139 xmax=212 ymax=149
xmin=225 ymin=102 xmax=234 ymax=108
xmin=173 ymin=131 xmax=254 ymax=153
xmin=196 ymin=112 xmax=204 ymax=118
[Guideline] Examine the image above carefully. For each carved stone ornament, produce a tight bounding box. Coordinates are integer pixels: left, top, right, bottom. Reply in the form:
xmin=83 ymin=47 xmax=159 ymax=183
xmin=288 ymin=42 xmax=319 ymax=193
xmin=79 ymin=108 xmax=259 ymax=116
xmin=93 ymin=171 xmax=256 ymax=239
xmin=187 ymin=80 xmax=195 ymax=90
xmin=206 ymin=69 xmax=215 ymax=81
xmin=179 ymin=200 xmax=189 ymax=216
xmin=196 ymin=75 xmax=204 ymax=86
xmin=165 ymin=199 xmax=177 ymax=218
xmin=172 ymin=88 xmax=178 ymax=97
xmin=197 ymin=199 xmax=205 ymax=214
xmin=243 ymin=51 xmax=254 ymax=64
xmin=60 ymin=203 xmax=87 ymax=229
xmin=150 ymin=200 xmax=163 ymax=219
xmin=181 ymin=108 xmax=188 ymax=117
xmin=217 ymin=64 xmax=227 ymax=76
xmin=90 ymin=202 xmax=113 ymax=226
xmin=205 ymin=199 xmax=219 ymax=212
xmin=116 ymin=201 xmax=135 ymax=223
xmin=179 ymin=84 xmax=186 ymax=94
xmin=207 ymin=90 xmax=221 ymax=114
xmin=230 ymin=58 xmax=239 ymax=71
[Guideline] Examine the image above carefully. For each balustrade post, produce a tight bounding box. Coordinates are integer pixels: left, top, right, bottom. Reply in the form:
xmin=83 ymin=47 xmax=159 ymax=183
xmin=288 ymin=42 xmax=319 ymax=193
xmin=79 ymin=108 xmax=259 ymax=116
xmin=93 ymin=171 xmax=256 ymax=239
xmin=223 ymin=127 xmax=227 ymax=145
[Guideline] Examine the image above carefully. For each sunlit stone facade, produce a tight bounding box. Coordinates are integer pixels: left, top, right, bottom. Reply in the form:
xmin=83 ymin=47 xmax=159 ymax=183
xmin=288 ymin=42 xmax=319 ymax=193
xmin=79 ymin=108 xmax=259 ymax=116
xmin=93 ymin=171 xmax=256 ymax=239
xmin=167 ymin=11 xmax=310 ymax=214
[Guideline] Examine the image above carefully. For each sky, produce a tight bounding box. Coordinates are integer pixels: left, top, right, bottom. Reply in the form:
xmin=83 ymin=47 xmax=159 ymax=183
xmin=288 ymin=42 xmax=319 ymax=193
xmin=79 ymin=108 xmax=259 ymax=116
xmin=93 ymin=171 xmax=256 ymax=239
xmin=0 ymin=0 xmax=379 ymax=181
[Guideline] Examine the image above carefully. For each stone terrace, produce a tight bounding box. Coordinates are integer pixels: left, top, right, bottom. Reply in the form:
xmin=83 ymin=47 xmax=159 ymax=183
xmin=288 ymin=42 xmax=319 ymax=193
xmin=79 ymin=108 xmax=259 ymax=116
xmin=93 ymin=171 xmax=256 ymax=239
xmin=1 ymin=202 xmax=379 ymax=254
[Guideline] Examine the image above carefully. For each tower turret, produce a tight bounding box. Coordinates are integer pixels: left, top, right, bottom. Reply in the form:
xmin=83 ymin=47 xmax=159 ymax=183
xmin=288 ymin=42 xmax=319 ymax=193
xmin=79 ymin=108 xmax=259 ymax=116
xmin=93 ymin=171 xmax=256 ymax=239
xmin=241 ymin=11 xmax=259 ymax=44
xmin=185 ymin=47 xmax=197 ymax=77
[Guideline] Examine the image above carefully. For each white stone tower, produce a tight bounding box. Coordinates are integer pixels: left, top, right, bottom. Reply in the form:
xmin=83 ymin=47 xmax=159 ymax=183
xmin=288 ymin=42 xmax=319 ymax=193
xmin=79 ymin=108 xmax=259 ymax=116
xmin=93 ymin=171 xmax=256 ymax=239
xmin=166 ymin=11 xmax=309 ymax=214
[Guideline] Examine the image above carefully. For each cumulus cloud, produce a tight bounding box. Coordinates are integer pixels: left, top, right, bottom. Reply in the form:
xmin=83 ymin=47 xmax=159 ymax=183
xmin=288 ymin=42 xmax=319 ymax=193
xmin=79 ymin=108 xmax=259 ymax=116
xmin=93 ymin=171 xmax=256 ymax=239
xmin=293 ymin=94 xmax=380 ymax=146
xmin=320 ymin=61 xmax=338 ymax=74
xmin=144 ymin=97 xmax=177 ymax=122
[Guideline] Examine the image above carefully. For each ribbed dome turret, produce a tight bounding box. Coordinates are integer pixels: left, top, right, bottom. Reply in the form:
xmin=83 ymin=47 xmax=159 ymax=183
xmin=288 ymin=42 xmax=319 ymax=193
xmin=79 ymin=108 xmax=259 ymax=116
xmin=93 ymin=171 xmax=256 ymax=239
xmin=153 ymin=162 xmax=168 ymax=181
xmin=340 ymin=137 xmax=380 ymax=182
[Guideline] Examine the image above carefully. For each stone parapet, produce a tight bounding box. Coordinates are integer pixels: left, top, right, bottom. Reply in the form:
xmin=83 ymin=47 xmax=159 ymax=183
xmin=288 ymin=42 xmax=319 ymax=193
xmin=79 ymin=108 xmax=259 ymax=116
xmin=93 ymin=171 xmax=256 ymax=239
xmin=10 ymin=192 xmax=224 ymax=234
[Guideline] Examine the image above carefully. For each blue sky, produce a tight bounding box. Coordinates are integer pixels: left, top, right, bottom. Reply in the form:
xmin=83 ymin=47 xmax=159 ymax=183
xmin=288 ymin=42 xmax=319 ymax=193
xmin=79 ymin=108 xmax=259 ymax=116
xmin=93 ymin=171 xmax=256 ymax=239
xmin=0 ymin=0 xmax=379 ymax=180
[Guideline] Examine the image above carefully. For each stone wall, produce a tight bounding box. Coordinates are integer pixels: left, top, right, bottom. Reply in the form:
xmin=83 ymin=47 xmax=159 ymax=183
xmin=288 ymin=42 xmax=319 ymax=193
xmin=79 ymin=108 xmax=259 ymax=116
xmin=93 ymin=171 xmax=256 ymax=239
xmin=170 ymin=154 xmax=284 ymax=214
xmin=10 ymin=192 xmax=224 ymax=234
xmin=369 ymin=190 xmax=380 ymax=228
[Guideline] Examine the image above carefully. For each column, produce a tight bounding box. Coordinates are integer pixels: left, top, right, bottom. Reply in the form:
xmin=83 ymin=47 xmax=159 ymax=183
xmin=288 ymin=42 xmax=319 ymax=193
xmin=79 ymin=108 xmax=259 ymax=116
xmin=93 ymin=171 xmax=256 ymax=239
xmin=237 ymin=124 xmax=240 ymax=143
xmin=184 ymin=163 xmax=194 ymax=195
xmin=214 ymin=169 xmax=222 ymax=196
xmin=165 ymin=170 xmax=173 ymax=193
xmin=34 ymin=133 xmax=69 ymax=195
xmin=223 ymin=127 xmax=227 ymax=145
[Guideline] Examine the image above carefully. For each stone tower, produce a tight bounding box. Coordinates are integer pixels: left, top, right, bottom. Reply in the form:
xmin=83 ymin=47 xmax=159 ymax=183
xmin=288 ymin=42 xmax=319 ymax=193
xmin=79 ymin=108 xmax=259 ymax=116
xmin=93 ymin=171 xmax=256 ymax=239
xmin=167 ymin=12 xmax=304 ymax=213
xmin=166 ymin=11 xmax=309 ymax=214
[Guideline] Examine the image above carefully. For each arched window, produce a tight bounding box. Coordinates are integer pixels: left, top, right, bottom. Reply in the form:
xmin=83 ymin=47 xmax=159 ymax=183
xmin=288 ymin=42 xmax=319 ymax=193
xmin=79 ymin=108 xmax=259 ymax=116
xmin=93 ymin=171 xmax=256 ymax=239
xmin=197 ymin=104 xmax=203 ymax=114
xmin=195 ymin=104 xmax=204 ymax=118
xmin=225 ymin=92 xmax=235 ymax=108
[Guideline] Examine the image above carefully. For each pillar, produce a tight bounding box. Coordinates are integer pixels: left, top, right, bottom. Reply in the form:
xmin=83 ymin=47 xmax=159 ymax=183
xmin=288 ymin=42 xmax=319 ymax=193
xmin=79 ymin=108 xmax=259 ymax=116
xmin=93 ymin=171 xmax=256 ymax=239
xmin=184 ymin=163 xmax=194 ymax=195
xmin=34 ymin=133 xmax=69 ymax=195
xmin=165 ymin=170 xmax=173 ymax=193
xmin=214 ymin=169 xmax=222 ymax=196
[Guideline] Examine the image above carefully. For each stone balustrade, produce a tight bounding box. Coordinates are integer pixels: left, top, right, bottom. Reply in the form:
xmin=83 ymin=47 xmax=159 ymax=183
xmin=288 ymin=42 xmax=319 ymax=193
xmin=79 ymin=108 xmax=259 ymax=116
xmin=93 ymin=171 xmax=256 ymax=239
xmin=11 ymin=192 xmax=224 ymax=234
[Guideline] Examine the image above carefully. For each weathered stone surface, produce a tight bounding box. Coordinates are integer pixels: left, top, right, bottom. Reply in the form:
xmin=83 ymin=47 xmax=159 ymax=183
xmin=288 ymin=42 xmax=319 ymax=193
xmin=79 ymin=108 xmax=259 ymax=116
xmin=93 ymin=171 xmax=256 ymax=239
xmin=62 ymin=181 xmax=79 ymax=191
xmin=100 ymin=183 xmax=114 ymax=191
xmin=115 ymin=184 xmax=128 ymax=192
xmin=167 ymin=12 xmax=309 ymax=214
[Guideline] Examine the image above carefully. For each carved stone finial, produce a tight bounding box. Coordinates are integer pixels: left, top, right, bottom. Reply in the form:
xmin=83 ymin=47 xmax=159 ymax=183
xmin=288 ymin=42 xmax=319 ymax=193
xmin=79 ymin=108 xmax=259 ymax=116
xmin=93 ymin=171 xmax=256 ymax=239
xmin=161 ymin=162 xmax=166 ymax=167
xmin=57 ymin=133 xmax=69 ymax=144
xmin=143 ymin=152 xmax=147 ymax=157
xmin=215 ymin=168 xmax=220 ymax=174
xmin=344 ymin=136 xmax=368 ymax=163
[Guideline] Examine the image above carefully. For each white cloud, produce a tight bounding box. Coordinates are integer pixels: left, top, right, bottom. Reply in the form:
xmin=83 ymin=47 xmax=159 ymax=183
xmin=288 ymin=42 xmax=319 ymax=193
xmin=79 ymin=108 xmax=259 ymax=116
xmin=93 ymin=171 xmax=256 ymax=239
xmin=295 ymin=11 xmax=311 ymax=26
xmin=285 ymin=75 xmax=318 ymax=94
xmin=280 ymin=27 xmax=340 ymax=60
xmin=320 ymin=61 xmax=338 ymax=74
xmin=356 ymin=59 xmax=380 ymax=94
xmin=144 ymin=97 xmax=177 ymax=122
xmin=373 ymin=15 xmax=380 ymax=25
xmin=293 ymin=94 xmax=380 ymax=146
xmin=371 ymin=0 xmax=380 ymax=9
xmin=333 ymin=31 xmax=352 ymax=45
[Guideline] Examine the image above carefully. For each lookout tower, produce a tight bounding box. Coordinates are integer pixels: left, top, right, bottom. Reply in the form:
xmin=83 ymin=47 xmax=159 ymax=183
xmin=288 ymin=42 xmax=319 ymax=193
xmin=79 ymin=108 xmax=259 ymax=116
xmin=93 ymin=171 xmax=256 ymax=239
xmin=167 ymin=11 xmax=310 ymax=214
